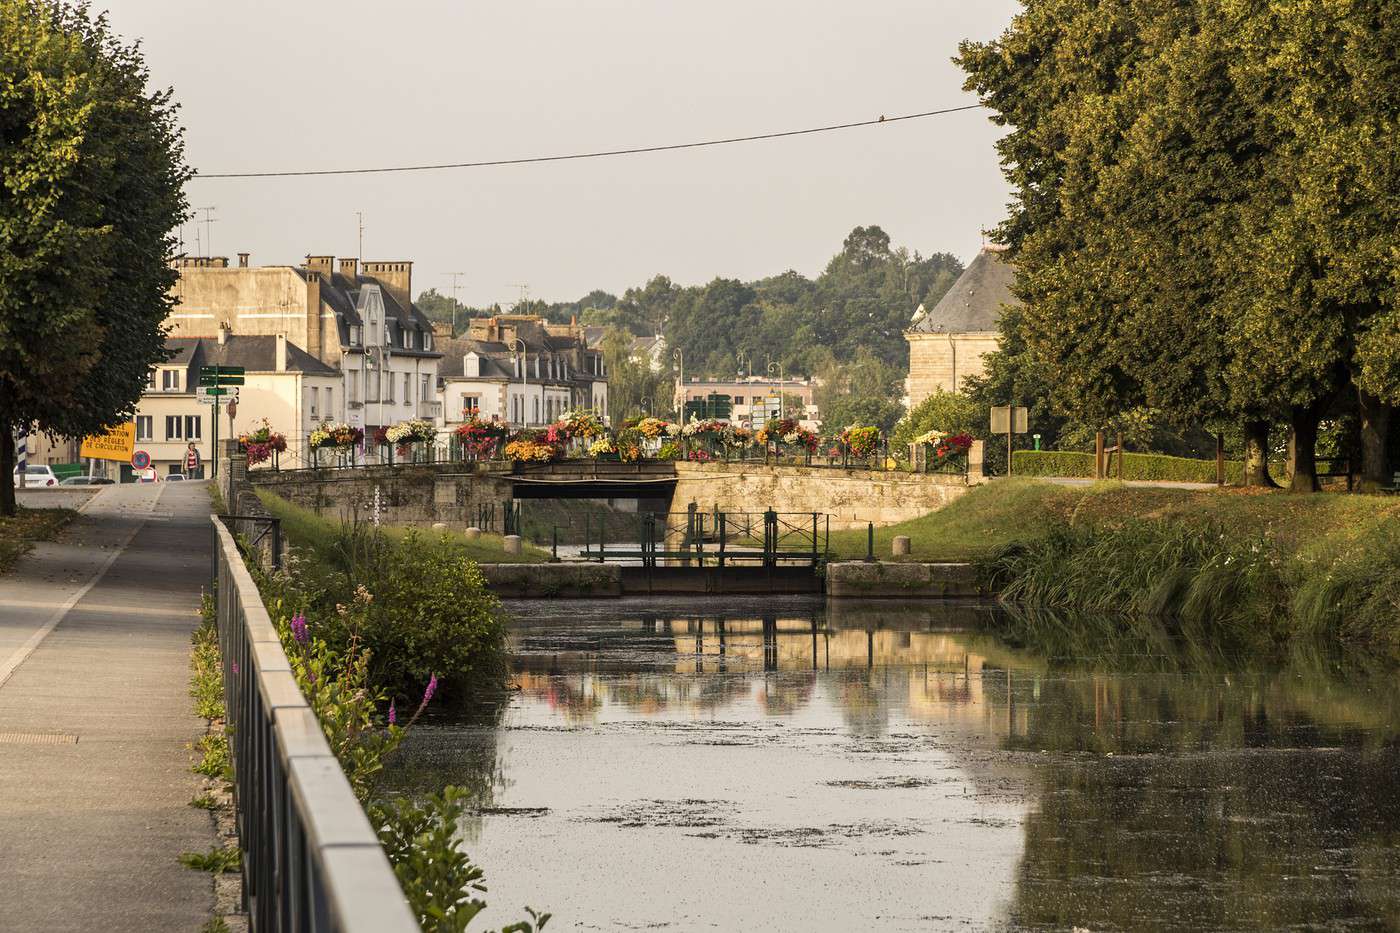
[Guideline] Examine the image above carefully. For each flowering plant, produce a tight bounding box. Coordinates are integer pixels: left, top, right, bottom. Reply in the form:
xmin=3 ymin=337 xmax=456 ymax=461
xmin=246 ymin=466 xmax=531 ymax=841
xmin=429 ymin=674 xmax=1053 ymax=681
xmin=686 ymin=449 xmax=715 ymax=462
xmin=310 ymin=421 xmax=364 ymax=449
xmin=636 ymin=417 xmax=676 ymax=440
xmin=839 ymin=425 xmax=881 ymax=458
xmin=454 ymin=417 xmax=507 ymax=457
xmin=615 ymin=426 xmax=644 ymax=462
xmin=912 ymin=429 xmax=946 ymax=446
xmin=589 ymin=436 xmax=617 ymax=457
xmin=384 ymin=419 xmax=437 ymax=446
xmin=681 ymin=418 xmax=729 ymax=439
xmin=238 ymin=418 xmax=287 ymax=465
xmin=932 ymin=432 xmax=974 ymax=461
xmin=504 ymin=437 xmax=558 ymax=463
xmin=757 ymin=418 xmax=817 ymax=452
xmin=559 ymin=409 xmax=607 ymax=439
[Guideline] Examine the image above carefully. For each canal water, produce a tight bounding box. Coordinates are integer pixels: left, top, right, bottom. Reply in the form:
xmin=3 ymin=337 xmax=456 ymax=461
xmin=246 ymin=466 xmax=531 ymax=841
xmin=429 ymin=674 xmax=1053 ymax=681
xmin=391 ymin=597 xmax=1400 ymax=931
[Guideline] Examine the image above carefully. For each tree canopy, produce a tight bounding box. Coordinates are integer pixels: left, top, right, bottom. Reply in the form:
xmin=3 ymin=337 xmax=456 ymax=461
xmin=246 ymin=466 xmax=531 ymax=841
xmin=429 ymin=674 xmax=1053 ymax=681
xmin=959 ymin=0 xmax=1400 ymax=489
xmin=0 ymin=0 xmax=190 ymax=513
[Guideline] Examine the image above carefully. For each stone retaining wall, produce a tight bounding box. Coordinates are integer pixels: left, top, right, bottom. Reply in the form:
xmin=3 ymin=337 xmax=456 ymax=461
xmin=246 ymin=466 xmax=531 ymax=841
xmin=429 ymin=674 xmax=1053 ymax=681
xmin=672 ymin=462 xmax=973 ymax=529
xmin=825 ymin=561 xmax=983 ymax=598
xmin=248 ymin=463 xmax=514 ymax=528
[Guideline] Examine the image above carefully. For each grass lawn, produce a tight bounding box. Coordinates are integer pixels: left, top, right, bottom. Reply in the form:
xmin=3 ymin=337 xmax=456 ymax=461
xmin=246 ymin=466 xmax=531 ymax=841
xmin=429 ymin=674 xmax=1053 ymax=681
xmin=0 ymin=507 xmax=76 ymax=574
xmin=826 ymin=478 xmax=1400 ymax=565
xmin=255 ymin=490 xmax=551 ymax=564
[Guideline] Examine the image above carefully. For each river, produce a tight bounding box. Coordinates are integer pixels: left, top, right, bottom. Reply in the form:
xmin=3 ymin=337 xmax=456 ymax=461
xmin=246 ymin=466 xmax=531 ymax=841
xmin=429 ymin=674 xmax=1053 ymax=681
xmin=390 ymin=597 xmax=1400 ymax=931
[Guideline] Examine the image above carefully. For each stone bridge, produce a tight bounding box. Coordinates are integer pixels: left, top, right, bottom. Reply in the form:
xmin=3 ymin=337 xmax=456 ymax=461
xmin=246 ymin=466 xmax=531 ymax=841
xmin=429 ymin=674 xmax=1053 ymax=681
xmin=245 ymin=460 xmax=975 ymax=531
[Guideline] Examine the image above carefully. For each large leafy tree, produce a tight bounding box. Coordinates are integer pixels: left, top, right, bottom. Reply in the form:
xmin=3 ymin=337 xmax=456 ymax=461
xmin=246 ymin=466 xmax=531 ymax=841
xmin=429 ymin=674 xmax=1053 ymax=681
xmin=959 ymin=0 xmax=1400 ymax=490
xmin=0 ymin=0 xmax=189 ymax=514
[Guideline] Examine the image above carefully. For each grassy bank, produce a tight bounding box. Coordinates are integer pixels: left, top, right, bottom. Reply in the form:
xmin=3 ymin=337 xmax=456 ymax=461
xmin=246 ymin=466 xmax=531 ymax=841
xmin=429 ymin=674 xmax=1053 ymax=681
xmin=0 ymin=507 xmax=76 ymax=574
xmin=830 ymin=479 xmax=1400 ymax=654
xmin=254 ymin=490 xmax=551 ymax=564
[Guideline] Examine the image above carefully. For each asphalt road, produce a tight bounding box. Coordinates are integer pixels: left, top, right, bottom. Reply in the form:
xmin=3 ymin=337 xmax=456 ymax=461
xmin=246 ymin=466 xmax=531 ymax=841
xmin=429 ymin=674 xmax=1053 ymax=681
xmin=0 ymin=481 xmax=216 ymax=931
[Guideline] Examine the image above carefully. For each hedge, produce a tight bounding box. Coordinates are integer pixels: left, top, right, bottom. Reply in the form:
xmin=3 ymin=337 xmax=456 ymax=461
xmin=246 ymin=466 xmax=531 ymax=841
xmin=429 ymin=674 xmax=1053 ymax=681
xmin=1011 ymin=449 xmax=1245 ymax=484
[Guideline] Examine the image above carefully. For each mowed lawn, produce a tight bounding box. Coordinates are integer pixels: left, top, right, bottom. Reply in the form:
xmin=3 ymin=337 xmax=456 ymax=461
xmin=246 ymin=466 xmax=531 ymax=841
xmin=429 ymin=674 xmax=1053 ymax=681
xmin=826 ymin=478 xmax=1400 ymax=565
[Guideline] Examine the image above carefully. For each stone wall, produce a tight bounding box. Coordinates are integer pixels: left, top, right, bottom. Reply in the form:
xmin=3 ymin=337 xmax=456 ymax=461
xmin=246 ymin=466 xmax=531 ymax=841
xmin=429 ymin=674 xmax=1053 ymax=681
xmin=670 ymin=462 xmax=972 ymax=529
xmin=248 ymin=463 xmax=514 ymax=528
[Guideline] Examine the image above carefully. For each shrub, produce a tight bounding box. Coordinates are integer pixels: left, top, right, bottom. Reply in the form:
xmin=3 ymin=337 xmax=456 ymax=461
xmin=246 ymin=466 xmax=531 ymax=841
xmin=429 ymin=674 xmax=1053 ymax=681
xmin=179 ymin=847 xmax=242 ymax=874
xmin=892 ymin=389 xmax=981 ymax=451
xmin=1011 ymin=449 xmax=1247 ymax=484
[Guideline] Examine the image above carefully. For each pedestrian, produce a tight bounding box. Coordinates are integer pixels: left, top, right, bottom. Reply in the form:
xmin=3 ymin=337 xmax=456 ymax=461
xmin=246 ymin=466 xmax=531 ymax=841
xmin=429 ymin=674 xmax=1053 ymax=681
xmin=184 ymin=441 xmax=202 ymax=479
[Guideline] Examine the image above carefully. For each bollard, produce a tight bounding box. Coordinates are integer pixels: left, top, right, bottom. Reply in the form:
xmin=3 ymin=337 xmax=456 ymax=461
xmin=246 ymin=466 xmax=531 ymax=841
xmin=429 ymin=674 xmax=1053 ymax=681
xmin=892 ymin=535 xmax=911 ymax=557
xmin=464 ymin=526 xmax=481 ymax=540
xmin=552 ymin=525 xmax=559 ymax=562
xmin=864 ymin=521 xmax=875 ymax=563
xmin=502 ymin=535 xmax=522 ymax=555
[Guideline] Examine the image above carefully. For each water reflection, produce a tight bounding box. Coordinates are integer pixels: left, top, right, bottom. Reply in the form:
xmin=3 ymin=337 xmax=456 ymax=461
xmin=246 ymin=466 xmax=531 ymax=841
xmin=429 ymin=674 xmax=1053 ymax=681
xmin=390 ymin=598 xmax=1400 ymax=931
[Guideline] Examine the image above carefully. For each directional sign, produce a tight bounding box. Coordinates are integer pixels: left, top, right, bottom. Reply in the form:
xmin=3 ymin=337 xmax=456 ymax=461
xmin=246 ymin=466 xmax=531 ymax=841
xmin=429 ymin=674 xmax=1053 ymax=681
xmin=200 ymin=365 xmax=244 ymax=377
xmin=197 ymin=386 xmax=238 ymax=404
xmin=131 ymin=450 xmax=151 ymax=471
xmin=198 ymin=374 xmax=245 ymax=387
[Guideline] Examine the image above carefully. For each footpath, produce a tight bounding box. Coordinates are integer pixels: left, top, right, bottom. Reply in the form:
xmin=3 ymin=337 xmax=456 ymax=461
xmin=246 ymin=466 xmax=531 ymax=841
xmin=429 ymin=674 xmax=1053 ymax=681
xmin=0 ymin=482 xmax=215 ymax=931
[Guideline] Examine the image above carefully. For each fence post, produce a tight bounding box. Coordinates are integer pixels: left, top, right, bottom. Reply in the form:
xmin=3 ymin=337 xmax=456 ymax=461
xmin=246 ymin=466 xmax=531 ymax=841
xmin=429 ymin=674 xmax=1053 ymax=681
xmin=1094 ymin=431 xmax=1105 ymax=480
xmin=1116 ymin=432 xmax=1125 ymax=480
xmin=865 ymin=521 xmax=875 ymax=563
xmin=718 ymin=512 xmax=727 ymax=569
xmin=764 ymin=509 xmax=778 ymax=568
xmin=551 ymin=525 xmax=558 ymax=562
xmin=811 ymin=513 xmax=818 ymax=567
xmin=1216 ymin=433 xmax=1226 ymax=486
xmin=271 ymin=518 xmax=282 ymax=570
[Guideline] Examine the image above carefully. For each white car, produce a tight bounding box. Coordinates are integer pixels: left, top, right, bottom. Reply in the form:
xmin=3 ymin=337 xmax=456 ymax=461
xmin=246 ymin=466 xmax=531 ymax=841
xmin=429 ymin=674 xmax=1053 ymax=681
xmin=12 ymin=465 xmax=58 ymax=488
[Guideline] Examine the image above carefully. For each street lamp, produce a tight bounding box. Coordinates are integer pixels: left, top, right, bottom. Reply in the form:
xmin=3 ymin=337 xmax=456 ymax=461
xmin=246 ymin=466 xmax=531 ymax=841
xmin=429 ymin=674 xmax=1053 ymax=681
xmin=640 ymin=396 xmax=653 ymax=418
xmin=511 ymin=337 xmax=528 ymax=426
xmin=768 ymin=359 xmax=785 ymax=419
xmin=672 ymin=347 xmax=684 ymax=424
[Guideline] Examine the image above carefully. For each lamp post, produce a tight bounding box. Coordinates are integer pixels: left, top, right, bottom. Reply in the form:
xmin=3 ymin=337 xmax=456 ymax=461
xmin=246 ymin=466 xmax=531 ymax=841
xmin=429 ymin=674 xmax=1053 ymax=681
xmin=511 ymin=337 xmax=528 ymax=427
xmin=640 ymin=396 xmax=653 ymax=419
xmin=672 ymin=347 xmax=684 ymax=424
xmin=768 ymin=359 xmax=785 ymax=419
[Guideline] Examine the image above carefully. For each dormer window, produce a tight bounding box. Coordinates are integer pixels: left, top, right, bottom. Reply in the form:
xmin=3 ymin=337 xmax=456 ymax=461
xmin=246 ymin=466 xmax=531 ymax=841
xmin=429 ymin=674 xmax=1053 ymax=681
xmin=424 ymin=331 xmax=433 ymax=351
xmin=350 ymin=325 xmax=361 ymax=346
xmin=162 ymin=369 xmax=183 ymax=392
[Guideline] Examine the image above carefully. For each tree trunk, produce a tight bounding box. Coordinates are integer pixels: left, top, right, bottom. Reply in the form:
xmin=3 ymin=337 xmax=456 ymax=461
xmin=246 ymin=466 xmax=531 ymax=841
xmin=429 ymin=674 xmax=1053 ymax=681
xmin=1242 ymin=420 xmax=1279 ymax=487
xmin=1357 ymin=390 xmax=1393 ymax=491
xmin=1286 ymin=408 xmax=1319 ymax=493
xmin=0 ymin=423 xmax=15 ymax=517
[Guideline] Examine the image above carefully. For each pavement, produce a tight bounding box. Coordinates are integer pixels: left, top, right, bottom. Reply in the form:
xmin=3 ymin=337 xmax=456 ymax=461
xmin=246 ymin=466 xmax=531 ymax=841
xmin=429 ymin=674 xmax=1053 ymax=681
xmin=0 ymin=481 xmax=216 ymax=931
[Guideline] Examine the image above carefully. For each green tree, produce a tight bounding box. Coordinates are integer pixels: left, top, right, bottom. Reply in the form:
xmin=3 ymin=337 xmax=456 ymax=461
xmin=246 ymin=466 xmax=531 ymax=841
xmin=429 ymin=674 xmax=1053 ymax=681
xmin=891 ymin=390 xmax=981 ymax=451
xmin=599 ymin=327 xmax=670 ymax=421
xmin=0 ymin=0 xmax=190 ymax=515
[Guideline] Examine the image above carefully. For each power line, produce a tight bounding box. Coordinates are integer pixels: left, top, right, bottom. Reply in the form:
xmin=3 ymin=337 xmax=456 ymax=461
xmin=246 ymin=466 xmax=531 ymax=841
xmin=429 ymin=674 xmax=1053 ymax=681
xmin=193 ymin=105 xmax=984 ymax=180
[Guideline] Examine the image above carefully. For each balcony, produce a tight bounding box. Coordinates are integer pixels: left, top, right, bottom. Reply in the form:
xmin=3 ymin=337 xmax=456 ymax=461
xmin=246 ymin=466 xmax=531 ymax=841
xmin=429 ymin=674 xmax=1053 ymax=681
xmin=418 ymin=401 xmax=442 ymax=419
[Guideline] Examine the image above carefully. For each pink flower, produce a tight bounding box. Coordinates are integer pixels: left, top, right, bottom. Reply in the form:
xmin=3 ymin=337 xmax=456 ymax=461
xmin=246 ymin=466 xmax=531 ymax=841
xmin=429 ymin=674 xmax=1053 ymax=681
xmin=231 ymin=661 xmax=239 ymax=675
xmin=423 ymin=674 xmax=438 ymax=704
xmin=290 ymin=613 xmax=308 ymax=644
xmin=388 ymin=700 xmax=397 ymax=725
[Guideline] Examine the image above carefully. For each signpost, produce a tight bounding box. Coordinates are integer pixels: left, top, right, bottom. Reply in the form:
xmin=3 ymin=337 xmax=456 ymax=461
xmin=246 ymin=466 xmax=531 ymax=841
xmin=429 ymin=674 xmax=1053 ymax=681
xmin=131 ymin=450 xmax=151 ymax=471
xmin=80 ymin=422 xmax=137 ymax=463
xmin=199 ymin=365 xmax=245 ymax=479
xmin=990 ymin=405 xmax=1031 ymax=476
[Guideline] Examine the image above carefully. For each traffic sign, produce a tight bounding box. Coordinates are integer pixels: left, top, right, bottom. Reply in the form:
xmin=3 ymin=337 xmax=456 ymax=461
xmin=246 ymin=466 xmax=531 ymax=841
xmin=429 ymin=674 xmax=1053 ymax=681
xmin=199 ymin=364 xmax=246 ymax=387
xmin=198 ymin=374 xmax=245 ymax=387
xmin=200 ymin=365 xmax=244 ymax=376
xmin=131 ymin=450 xmax=151 ymax=471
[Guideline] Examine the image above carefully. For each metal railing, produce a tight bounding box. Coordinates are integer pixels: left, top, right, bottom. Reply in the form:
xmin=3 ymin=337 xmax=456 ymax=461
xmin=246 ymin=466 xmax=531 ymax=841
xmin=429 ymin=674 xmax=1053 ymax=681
xmin=579 ymin=507 xmax=828 ymax=568
xmin=211 ymin=517 xmax=418 ymax=933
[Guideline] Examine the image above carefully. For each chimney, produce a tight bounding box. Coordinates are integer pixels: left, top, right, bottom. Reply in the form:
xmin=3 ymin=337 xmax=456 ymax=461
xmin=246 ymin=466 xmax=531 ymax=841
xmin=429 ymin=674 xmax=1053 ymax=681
xmin=238 ymin=252 xmax=249 ymax=268
xmin=339 ymin=257 xmax=358 ymax=280
xmin=305 ymin=272 xmax=323 ymax=362
xmin=211 ymin=256 xmax=229 ymax=268
xmin=361 ymin=261 xmax=412 ymax=312
xmin=431 ymin=322 xmax=453 ymax=339
xmin=303 ymin=255 xmax=334 ymax=280
xmin=275 ymin=333 xmax=288 ymax=372
xmin=217 ymin=323 xmax=229 ymax=346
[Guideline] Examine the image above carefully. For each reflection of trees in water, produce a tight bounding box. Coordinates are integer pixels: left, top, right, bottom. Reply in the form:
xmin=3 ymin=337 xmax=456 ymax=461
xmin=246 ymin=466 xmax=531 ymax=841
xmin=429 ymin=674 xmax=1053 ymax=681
xmin=753 ymin=672 xmax=816 ymax=716
xmin=1001 ymin=660 xmax=1400 ymax=929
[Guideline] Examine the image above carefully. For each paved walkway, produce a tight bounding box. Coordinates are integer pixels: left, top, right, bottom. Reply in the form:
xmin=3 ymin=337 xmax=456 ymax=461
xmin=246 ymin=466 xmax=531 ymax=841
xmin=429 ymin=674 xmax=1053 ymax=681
xmin=0 ymin=482 xmax=215 ymax=931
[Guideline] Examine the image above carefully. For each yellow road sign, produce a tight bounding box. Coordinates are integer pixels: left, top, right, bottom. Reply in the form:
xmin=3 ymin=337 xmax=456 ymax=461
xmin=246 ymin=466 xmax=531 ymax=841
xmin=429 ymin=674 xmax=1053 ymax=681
xmin=80 ymin=422 xmax=136 ymax=462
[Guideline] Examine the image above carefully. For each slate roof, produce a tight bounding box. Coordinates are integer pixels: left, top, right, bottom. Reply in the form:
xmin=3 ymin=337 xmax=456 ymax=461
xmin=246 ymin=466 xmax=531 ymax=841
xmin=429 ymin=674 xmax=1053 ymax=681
xmin=909 ymin=246 xmax=1017 ymax=335
xmin=435 ymin=336 xmax=516 ymax=380
xmin=165 ymin=336 xmax=339 ymax=376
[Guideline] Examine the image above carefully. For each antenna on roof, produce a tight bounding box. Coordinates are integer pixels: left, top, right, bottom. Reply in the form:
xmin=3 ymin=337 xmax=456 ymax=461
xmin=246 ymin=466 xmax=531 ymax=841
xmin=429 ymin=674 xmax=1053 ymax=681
xmin=195 ymin=206 xmax=217 ymax=256
xmin=444 ymin=272 xmax=466 ymax=336
xmin=509 ymin=284 xmax=530 ymax=311
xmin=354 ymin=210 xmax=365 ymax=259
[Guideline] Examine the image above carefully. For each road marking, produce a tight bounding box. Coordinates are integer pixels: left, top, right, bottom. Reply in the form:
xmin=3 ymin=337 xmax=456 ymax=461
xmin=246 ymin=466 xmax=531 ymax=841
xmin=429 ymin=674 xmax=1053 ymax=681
xmin=0 ymin=732 xmax=79 ymax=745
xmin=0 ymin=488 xmax=158 ymax=691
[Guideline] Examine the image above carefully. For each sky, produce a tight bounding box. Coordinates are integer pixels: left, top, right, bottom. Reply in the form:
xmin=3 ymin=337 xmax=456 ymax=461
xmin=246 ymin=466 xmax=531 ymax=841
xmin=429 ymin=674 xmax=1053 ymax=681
xmin=100 ymin=0 xmax=1020 ymax=308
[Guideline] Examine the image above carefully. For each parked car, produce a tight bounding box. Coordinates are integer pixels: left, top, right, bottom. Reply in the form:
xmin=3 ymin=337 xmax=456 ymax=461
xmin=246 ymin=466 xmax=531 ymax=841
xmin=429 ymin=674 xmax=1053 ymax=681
xmin=12 ymin=465 xmax=58 ymax=488
xmin=60 ymin=476 xmax=115 ymax=486
xmin=165 ymin=474 xmax=186 ymax=482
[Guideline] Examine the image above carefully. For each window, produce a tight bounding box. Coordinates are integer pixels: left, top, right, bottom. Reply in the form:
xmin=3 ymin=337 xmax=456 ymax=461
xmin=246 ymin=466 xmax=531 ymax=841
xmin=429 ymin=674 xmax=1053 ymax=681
xmin=463 ymin=395 xmax=480 ymax=417
xmin=350 ymin=325 xmax=361 ymax=346
xmin=136 ymin=415 xmax=153 ymax=441
xmin=533 ymin=397 xmax=539 ymax=423
xmin=734 ymin=396 xmax=745 ymax=406
xmin=325 ymin=387 xmax=334 ymax=416
xmin=162 ymin=369 xmax=182 ymax=392
xmin=420 ymin=374 xmax=430 ymax=405
xmin=383 ymin=370 xmax=394 ymax=403
xmin=309 ymin=387 xmax=319 ymax=417
xmin=185 ymin=415 xmax=202 ymax=440
xmin=424 ymin=331 xmax=433 ymax=351
xmin=348 ymin=370 xmax=360 ymax=403
xmin=145 ymin=370 xmax=157 ymax=390
xmin=403 ymin=373 xmax=411 ymax=405
xmin=165 ymin=415 xmax=183 ymax=440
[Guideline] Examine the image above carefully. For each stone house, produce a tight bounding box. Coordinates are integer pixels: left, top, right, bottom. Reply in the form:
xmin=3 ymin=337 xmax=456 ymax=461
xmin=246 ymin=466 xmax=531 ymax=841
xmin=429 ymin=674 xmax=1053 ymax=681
xmin=435 ymin=315 xmax=608 ymax=431
xmin=904 ymin=244 xmax=1015 ymax=407
xmin=165 ymin=253 xmax=441 ymax=450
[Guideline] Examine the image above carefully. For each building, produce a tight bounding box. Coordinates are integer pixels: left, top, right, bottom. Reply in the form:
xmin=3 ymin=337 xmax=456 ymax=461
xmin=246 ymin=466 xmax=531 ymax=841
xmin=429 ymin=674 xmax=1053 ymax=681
xmin=630 ymin=333 xmax=667 ymax=373
xmin=435 ymin=315 xmax=608 ymax=431
xmin=674 ymin=376 xmax=818 ymax=427
xmin=165 ymin=253 xmax=442 ymax=451
xmin=904 ymin=244 xmax=1015 ymax=407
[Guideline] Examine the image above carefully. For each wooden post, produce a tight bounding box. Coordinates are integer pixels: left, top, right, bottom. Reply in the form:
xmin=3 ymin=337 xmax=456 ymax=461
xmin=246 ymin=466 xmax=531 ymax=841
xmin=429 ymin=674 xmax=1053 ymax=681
xmin=1116 ymin=432 xmax=1124 ymax=480
xmin=1006 ymin=415 xmax=1014 ymax=476
xmin=1094 ymin=431 xmax=1105 ymax=480
xmin=1216 ymin=433 xmax=1226 ymax=486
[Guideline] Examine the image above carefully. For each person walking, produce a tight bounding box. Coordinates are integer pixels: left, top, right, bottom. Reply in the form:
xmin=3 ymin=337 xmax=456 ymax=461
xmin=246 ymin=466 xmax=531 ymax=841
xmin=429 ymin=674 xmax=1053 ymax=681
xmin=183 ymin=441 xmax=202 ymax=479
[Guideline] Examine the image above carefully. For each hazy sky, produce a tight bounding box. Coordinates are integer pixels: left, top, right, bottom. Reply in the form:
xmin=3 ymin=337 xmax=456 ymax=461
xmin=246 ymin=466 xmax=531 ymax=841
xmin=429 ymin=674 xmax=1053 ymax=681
xmin=101 ymin=1 xmax=1019 ymax=307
